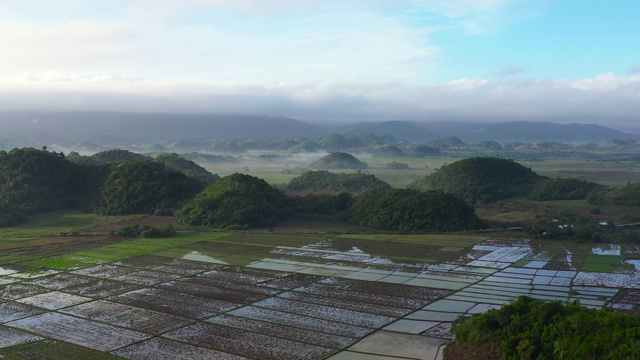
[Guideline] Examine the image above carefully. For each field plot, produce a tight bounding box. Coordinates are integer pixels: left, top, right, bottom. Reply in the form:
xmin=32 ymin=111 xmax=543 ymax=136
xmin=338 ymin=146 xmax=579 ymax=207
xmin=0 ymin=227 xmax=638 ymax=359
xmin=61 ymin=300 xmax=194 ymax=334
xmin=108 ymin=288 xmax=238 ymax=319
xmin=7 ymin=312 xmax=149 ymax=351
xmin=0 ymin=325 xmax=42 ymax=348
xmin=114 ymin=337 xmax=248 ymax=360
xmin=165 ymin=322 xmax=334 ymax=360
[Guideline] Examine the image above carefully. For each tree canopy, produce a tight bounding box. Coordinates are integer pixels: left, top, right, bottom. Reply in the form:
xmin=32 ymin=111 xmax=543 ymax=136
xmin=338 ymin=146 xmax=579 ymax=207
xmin=310 ymin=152 xmax=368 ymax=169
xmin=154 ymin=153 xmax=219 ymax=184
xmin=176 ymin=173 xmax=291 ymax=229
xmin=0 ymin=148 xmax=90 ymax=216
xmin=287 ymin=170 xmax=390 ymax=193
xmin=343 ymin=188 xmax=482 ymax=232
xmin=98 ymin=160 xmax=203 ymax=215
xmin=447 ymin=296 xmax=640 ymax=360
xmin=587 ymin=182 xmax=640 ymax=205
xmin=412 ymin=157 xmax=542 ymax=203
xmin=529 ymin=177 xmax=602 ymax=201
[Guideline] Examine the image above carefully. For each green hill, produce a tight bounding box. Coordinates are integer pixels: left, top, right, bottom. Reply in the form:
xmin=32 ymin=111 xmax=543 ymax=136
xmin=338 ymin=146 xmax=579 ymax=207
xmin=411 ymin=157 xmax=542 ymax=203
xmin=154 ymin=153 xmax=219 ymax=184
xmin=587 ymin=182 xmax=640 ymax=205
xmin=310 ymin=152 xmax=368 ymax=170
xmin=98 ymin=160 xmax=204 ymax=215
xmin=0 ymin=148 xmax=90 ymax=215
xmin=287 ymin=170 xmax=391 ymax=193
xmin=176 ymin=173 xmax=291 ymax=229
xmin=344 ymin=189 xmax=481 ymax=232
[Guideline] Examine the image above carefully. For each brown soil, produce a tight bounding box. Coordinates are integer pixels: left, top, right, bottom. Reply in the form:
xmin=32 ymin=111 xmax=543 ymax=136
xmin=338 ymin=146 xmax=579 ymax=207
xmin=89 ymin=215 xmax=179 ymax=232
xmin=273 ymin=214 xmax=371 ymax=233
xmin=443 ymin=340 xmax=503 ymax=360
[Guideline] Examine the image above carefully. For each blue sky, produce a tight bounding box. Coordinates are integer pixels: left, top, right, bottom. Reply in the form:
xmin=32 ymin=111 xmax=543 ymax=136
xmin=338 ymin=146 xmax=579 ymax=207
xmin=0 ymin=0 xmax=639 ymax=129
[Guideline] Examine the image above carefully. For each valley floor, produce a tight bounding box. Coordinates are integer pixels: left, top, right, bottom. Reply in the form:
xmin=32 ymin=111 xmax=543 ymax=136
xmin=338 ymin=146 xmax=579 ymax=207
xmin=0 ymin=214 xmax=637 ymax=359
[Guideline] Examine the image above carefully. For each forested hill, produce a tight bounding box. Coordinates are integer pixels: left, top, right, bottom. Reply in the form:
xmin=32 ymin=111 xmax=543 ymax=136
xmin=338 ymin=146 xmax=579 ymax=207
xmin=0 ymin=148 xmax=214 ymax=226
xmin=458 ymin=121 xmax=629 ymax=143
xmin=411 ymin=157 xmax=543 ymax=203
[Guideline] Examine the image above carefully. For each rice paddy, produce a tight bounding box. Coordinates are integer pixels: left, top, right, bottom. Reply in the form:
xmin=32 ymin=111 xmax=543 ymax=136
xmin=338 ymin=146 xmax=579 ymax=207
xmin=0 ymin=221 xmax=638 ymax=359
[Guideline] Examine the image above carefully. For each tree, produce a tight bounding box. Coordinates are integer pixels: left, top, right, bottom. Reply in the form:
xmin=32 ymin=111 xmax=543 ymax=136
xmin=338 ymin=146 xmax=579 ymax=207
xmin=176 ymin=173 xmax=291 ymax=228
xmin=98 ymin=160 xmax=203 ymax=215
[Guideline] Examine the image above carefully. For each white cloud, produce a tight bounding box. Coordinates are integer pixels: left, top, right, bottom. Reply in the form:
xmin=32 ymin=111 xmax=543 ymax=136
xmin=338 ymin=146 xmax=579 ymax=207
xmin=0 ymin=21 xmax=135 ymax=73
xmin=1 ymin=72 xmax=638 ymax=128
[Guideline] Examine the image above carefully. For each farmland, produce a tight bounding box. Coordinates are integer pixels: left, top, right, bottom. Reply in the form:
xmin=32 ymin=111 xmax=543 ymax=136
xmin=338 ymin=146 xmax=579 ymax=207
xmin=0 ymin=214 xmax=638 ymax=359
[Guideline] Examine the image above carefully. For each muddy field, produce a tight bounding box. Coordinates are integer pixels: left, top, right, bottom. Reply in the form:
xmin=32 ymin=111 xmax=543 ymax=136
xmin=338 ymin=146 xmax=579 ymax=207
xmin=0 ymin=228 xmax=638 ymax=359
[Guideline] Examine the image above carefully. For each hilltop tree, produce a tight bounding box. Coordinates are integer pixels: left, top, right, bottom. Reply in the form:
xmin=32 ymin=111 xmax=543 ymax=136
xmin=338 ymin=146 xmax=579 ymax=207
xmin=154 ymin=153 xmax=219 ymax=184
xmin=587 ymin=182 xmax=640 ymax=205
xmin=411 ymin=157 xmax=542 ymax=203
xmin=176 ymin=173 xmax=291 ymax=228
xmin=0 ymin=148 xmax=87 ymax=214
xmin=287 ymin=170 xmax=390 ymax=193
xmin=343 ymin=189 xmax=481 ymax=232
xmin=98 ymin=160 xmax=203 ymax=215
xmin=310 ymin=152 xmax=368 ymax=169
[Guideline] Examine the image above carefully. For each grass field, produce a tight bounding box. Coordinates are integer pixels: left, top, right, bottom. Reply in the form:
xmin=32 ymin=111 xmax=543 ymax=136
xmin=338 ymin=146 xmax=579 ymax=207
xmin=581 ymin=254 xmax=628 ymax=273
xmin=17 ymin=231 xmax=231 ymax=271
xmin=0 ymin=211 xmax=145 ymax=242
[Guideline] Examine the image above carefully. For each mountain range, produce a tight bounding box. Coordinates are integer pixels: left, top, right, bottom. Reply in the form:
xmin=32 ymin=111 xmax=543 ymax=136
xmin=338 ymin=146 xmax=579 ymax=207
xmin=0 ymin=111 xmax=635 ymax=149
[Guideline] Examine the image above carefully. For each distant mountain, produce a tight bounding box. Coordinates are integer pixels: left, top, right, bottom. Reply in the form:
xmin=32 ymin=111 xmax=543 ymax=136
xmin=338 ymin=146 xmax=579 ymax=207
xmin=0 ymin=111 xmax=320 ymax=145
xmin=432 ymin=121 xmax=631 ymax=143
xmin=331 ymin=120 xmax=631 ymax=144
xmin=0 ymin=111 xmax=633 ymax=149
xmin=331 ymin=121 xmax=440 ymax=143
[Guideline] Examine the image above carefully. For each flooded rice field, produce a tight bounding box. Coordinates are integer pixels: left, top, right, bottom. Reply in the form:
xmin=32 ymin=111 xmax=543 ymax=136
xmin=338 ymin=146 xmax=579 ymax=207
xmin=0 ymin=234 xmax=638 ymax=359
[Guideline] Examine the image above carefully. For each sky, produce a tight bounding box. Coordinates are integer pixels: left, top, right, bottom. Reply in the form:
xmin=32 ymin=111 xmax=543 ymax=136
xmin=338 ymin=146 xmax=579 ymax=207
xmin=0 ymin=0 xmax=639 ymax=130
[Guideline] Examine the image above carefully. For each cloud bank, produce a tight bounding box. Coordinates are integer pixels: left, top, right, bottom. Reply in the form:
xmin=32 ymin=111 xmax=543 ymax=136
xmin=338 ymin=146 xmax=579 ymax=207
xmin=1 ymin=73 xmax=638 ymax=129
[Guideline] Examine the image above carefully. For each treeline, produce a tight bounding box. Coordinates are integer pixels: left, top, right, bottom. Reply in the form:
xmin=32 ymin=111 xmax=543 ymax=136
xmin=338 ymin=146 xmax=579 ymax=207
xmin=0 ymin=148 xmax=481 ymax=232
xmin=342 ymin=189 xmax=483 ymax=232
xmin=286 ymin=170 xmax=390 ymax=193
xmin=309 ymin=152 xmax=368 ymax=169
xmin=0 ymin=148 xmax=217 ymax=226
xmin=447 ymin=296 xmax=640 ymax=360
xmin=177 ymin=173 xmax=482 ymax=232
xmin=411 ymin=156 xmax=637 ymax=206
xmin=411 ymin=157 xmax=542 ymax=204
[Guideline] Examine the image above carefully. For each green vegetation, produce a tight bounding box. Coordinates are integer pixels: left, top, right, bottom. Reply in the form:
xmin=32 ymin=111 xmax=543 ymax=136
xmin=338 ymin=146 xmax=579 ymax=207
xmin=0 ymin=148 xmax=100 ymax=225
xmin=154 ymin=152 xmax=219 ymax=184
xmin=412 ymin=157 xmax=542 ymax=203
xmin=529 ymin=178 xmax=602 ymax=201
xmin=19 ymin=231 xmax=230 ymax=270
xmin=385 ymin=161 xmax=410 ymax=170
xmin=448 ymin=296 xmax=640 ymax=360
xmin=372 ymin=145 xmax=404 ymax=158
xmin=287 ymin=170 xmax=391 ymax=193
xmin=581 ymin=254 xmax=626 ymax=272
xmin=67 ymin=149 xmax=146 ymax=165
xmin=429 ymin=136 xmax=466 ymax=148
xmin=310 ymin=152 xmax=368 ymax=169
xmin=292 ymin=193 xmax=353 ymax=215
xmin=344 ymin=189 xmax=482 ymax=232
xmin=587 ymin=182 xmax=640 ymax=205
xmin=0 ymin=340 xmax=128 ymax=360
xmin=176 ymin=173 xmax=291 ymax=229
xmin=289 ymin=139 xmax=322 ymax=153
xmin=98 ymin=160 xmax=204 ymax=215
xmin=117 ymin=224 xmax=178 ymax=238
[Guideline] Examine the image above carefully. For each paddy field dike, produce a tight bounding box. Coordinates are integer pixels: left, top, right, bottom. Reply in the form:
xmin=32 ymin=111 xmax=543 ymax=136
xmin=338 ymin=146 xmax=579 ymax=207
xmin=0 ymin=212 xmax=638 ymax=359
